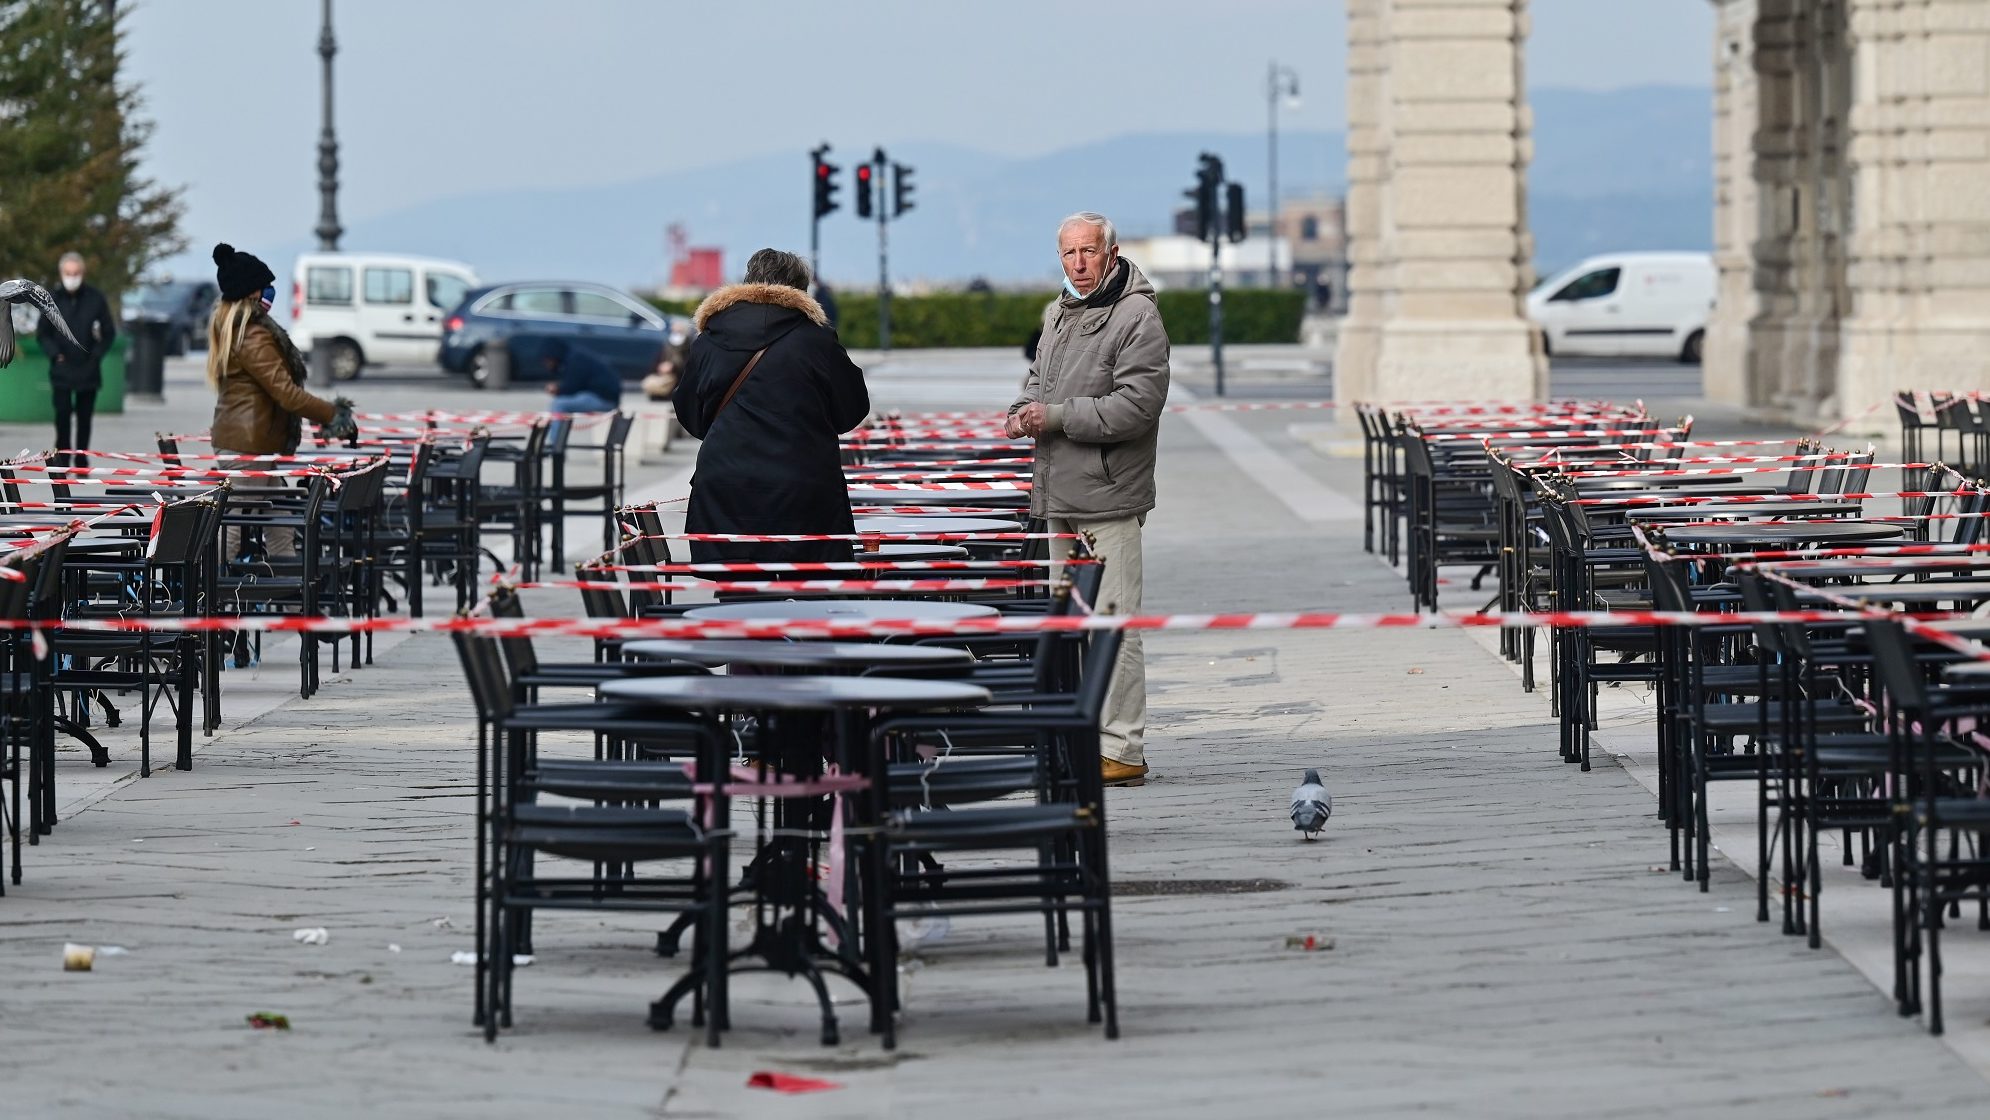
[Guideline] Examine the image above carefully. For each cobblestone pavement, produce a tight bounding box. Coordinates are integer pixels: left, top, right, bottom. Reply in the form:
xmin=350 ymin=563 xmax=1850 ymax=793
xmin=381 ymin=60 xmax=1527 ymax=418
xmin=0 ymin=353 xmax=1982 ymax=1118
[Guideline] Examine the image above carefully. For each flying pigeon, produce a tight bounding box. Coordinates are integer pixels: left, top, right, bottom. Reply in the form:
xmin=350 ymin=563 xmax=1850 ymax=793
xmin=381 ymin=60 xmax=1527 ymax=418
xmin=1 ymin=279 xmax=81 ymax=369
xmin=1289 ymin=768 xmax=1331 ymax=840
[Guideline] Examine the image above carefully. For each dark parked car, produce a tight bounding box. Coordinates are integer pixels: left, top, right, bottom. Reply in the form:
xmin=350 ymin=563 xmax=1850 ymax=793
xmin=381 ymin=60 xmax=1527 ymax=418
xmin=437 ymin=281 xmax=691 ymax=388
xmin=122 ymin=278 xmax=218 ymax=356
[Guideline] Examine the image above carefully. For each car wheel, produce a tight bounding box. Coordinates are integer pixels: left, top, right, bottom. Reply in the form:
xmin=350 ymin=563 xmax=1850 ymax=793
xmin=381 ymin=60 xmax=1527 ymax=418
xmin=467 ymin=346 xmax=490 ymax=389
xmin=328 ymin=338 xmax=364 ymax=381
xmin=1679 ymin=329 xmax=1704 ymax=365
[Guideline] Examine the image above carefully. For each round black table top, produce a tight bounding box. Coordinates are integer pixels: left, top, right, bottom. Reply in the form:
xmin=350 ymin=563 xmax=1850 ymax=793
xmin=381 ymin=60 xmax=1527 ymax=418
xmin=623 ymin=638 xmax=974 ymax=669
xmin=852 ymin=516 xmax=1020 ymax=535
xmin=846 ymin=487 xmax=1026 ymax=508
xmin=1661 ymin=522 xmax=1907 ymax=547
xmin=1799 ymin=581 xmax=1990 ymax=604
xmin=1576 ymin=476 xmax=1758 ymax=491
xmin=1629 ymin=502 xmax=1863 ymax=522
xmin=685 ymin=599 xmax=1000 ymax=623
xmin=63 ymin=533 xmax=147 ymax=554
xmin=850 ymin=543 xmax=971 ymax=562
xmin=600 ymin=674 xmax=991 ymax=712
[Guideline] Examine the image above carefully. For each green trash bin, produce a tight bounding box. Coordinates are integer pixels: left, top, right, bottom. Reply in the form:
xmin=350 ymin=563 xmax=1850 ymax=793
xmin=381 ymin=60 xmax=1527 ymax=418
xmin=0 ymin=335 xmax=127 ymax=424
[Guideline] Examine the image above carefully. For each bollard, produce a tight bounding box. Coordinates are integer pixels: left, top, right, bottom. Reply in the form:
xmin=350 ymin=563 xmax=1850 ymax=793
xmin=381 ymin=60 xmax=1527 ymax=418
xmin=126 ymin=319 xmax=168 ymax=402
xmin=482 ymin=343 xmax=511 ymax=391
xmin=308 ymin=344 xmax=335 ymax=390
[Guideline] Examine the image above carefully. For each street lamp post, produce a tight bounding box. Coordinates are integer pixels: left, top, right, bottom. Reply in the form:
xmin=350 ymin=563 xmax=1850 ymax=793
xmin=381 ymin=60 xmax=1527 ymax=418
xmin=310 ymin=0 xmax=342 ymax=387
xmin=1266 ymin=61 xmax=1300 ymax=289
xmin=315 ymin=0 xmax=342 ymax=252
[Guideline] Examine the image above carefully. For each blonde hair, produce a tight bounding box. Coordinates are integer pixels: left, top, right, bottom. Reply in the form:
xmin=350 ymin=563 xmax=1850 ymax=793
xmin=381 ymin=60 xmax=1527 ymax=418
xmin=206 ymin=297 xmax=259 ymax=389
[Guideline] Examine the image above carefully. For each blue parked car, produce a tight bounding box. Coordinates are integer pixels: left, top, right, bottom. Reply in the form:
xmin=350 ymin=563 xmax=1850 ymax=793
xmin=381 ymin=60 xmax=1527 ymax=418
xmin=437 ymin=280 xmax=690 ymax=388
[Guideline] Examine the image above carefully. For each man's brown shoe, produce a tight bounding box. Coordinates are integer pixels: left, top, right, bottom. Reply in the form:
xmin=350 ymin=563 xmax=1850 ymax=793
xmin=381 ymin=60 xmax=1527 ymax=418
xmin=1102 ymin=758 xmax=1148 ymax=787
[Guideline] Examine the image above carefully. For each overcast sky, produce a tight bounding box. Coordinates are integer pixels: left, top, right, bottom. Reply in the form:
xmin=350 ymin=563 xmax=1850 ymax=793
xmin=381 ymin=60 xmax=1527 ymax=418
xmin=122 ymin=0 xmax=1711 ymax=268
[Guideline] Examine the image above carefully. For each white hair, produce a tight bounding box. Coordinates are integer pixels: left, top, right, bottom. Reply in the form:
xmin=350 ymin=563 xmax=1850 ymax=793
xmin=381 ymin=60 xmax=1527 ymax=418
xmin=58 ymin=252 xmax=84 ymax=270
xmin=1057 ymin=211 xmax=1117 ymax=249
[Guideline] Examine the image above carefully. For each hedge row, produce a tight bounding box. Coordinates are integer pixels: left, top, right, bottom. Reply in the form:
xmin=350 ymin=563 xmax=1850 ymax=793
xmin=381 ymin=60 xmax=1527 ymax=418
xmin=647 ymin=289 xmax=1306 ymax=350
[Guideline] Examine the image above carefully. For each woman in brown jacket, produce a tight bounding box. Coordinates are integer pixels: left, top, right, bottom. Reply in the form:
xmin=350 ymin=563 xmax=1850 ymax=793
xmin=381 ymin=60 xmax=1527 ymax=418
xmin=207 ymin=243 xmax=349 ymax=458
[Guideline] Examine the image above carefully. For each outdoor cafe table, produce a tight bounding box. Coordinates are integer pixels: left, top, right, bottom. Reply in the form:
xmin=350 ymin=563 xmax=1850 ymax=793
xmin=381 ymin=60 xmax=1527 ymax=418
xmin=845 ymin=543 xmax=971 ymax=563
xmin=1657 ymin=522 xmax=1908 ymax=550
xmin=598 ymin=673 xmax=992 ymax=1041
xmin=685 ymin=599 xmax=1001 ymax=624
xmin=623 ymin=638 xmax=973 ymax=672
xmin=851 ymin=516 xmax=1021 ymax=535
xmin=1576 ymin=476 xmax=1777 ymax=493
xmin=1788 ymin=581 xmax=1990 ymax=607
xmin=1628 ymin=502 xmax=1864 ymax=522
xmin=846 ymin=487 xmax=1026 ymax=510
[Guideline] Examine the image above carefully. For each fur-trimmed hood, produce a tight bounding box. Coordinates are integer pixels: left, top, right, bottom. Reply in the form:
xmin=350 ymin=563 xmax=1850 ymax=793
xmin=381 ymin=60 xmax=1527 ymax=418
xmin=693 ymin=283 xmax=827 ymax=332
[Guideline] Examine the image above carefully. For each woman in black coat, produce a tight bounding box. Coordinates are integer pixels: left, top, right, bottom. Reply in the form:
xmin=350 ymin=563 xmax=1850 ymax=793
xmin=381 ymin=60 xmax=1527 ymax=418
xmin=675 ymin=249 xmax=869 ymax=565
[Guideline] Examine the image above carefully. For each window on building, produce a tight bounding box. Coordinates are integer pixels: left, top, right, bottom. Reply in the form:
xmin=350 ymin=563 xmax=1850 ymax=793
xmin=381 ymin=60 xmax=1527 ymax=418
xmin=1300 ymin=216 xmax=1320 ymax=242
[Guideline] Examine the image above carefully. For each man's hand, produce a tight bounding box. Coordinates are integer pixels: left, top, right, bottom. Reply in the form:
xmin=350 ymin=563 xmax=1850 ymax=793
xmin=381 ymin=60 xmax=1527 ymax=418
xmin=1012 ymin=402 xmax=1049 ymax=438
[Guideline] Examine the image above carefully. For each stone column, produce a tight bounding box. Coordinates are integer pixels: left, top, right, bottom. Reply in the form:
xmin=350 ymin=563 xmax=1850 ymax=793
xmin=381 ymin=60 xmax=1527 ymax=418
xmin=1837 ymin=0 xmax=1990 ymax=422
xmin=1704 ymin=0 xmax=1761 ymax=407
xmin=1333 ymin=0 xmax=1387 ymax=410
xmin=1368 ymin=0 xmax=1544 ymax=402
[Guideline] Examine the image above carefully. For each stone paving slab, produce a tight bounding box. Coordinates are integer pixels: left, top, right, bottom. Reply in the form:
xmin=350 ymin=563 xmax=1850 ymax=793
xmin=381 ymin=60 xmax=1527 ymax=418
xmin=0 ymin=358 xmax=1983 ymax=1117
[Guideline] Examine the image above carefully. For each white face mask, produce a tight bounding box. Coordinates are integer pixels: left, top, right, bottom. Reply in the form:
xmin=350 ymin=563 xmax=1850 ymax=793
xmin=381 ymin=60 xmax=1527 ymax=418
xmin=60 ymin=274 xmax=82 ymax=292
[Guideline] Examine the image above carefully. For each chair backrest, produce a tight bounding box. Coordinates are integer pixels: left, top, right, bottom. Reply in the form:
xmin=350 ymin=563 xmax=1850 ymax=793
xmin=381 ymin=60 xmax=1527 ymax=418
xmin=574 ymin=565 xmax=630 ymax=620
xmin=146 ymin=495 xmax=218 ymax=568
xmin=1861 ymin=619 xmax=1932 ymax=717
xmin=1782 ymin=440 xmax=1818 ymax=495
xmin=1071 ymin=625 xmax=1127 ymax=722
xmin=451 ymin=630 xmax=514 ymax=724
xmin=484 ymin=585 xmax=540 ymax=678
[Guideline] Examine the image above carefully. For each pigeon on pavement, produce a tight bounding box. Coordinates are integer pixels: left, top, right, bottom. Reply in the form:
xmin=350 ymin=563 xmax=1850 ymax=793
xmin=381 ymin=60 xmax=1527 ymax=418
xmin=1 ymin=278 xmax=81 ymax=368
xmin=1290 ymin=768 xmax=1332 ymax=840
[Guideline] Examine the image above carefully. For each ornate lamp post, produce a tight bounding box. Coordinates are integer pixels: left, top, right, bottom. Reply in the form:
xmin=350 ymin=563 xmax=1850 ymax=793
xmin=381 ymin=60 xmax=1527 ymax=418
xmin=309 ymin=0 xmax=342 ymax=387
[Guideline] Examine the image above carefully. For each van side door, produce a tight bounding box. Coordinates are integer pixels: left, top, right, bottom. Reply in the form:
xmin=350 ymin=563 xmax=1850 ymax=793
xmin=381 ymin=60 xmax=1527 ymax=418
xmin=1542 ymin=265 xmax=1626 ymax=357
xmin=356 ymin=264 xmax=429 ymax=365
xmin=1613 ymin=264 xmax=1689 ymax=357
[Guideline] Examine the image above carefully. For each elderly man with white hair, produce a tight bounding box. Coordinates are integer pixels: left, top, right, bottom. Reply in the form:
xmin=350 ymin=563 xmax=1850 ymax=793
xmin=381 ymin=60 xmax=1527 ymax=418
xmin=1007 ymin=211 xmax=1171 ymax=786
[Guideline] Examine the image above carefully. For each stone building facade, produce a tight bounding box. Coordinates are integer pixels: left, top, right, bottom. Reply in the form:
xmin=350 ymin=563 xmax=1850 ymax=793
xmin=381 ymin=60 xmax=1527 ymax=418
xmin=1337 ymin=0 xmax=1990 ymax=425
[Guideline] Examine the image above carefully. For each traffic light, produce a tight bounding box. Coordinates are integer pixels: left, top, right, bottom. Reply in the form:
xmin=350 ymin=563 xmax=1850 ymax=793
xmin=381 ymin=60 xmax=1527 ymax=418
xmin=1185 ymin=152 xmax=1222 ymax=242
xmin=812 ymin=149 xmax=840 ymax=219
xmin=1225 ymin=182 xmax=1247 ymax=243
xmin=855 ymin=162 xmax=874 ymax=219
xmin=892 ymin=162 xmax=915 ymax=217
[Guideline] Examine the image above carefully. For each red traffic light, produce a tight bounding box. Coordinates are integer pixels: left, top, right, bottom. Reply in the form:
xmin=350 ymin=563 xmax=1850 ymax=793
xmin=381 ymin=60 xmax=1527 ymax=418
xmin=857 ymin=165 xmax=871 ymax=180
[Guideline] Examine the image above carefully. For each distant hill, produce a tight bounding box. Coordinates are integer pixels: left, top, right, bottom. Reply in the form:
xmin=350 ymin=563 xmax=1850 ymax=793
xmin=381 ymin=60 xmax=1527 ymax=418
xmin=160 ymin=84 xmax=1712 ymax=294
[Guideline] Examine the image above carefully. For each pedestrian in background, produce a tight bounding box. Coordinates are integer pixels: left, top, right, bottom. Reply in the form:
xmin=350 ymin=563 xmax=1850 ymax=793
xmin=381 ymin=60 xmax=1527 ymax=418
xmin=675 ymin=248 xmax=868 ymax=566
xmin=37 ymin=251 xmax=117 ymax=458
xmin=541 ymin=339 xmax=623 ymax=413
xmin=1007 ymin=211 xmax=1170 ymax=786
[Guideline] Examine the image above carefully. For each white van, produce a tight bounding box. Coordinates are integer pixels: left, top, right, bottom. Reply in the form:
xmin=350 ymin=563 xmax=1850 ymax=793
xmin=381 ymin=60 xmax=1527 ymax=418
xmin=1527 ymin=251 xmax=1715 ymax=363
xmin=289 ymin=252 xmax=479 ymax=380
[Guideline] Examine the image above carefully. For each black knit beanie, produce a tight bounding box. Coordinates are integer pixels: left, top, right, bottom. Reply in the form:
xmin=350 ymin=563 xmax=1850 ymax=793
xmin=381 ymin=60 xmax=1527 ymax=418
xmin=213 ymin=242 xmax=276 ymax=301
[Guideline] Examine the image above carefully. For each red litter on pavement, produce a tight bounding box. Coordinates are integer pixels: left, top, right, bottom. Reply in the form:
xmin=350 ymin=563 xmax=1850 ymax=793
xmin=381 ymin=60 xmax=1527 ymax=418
xmin=746 ymin=1071 xmax=842 ymax=1093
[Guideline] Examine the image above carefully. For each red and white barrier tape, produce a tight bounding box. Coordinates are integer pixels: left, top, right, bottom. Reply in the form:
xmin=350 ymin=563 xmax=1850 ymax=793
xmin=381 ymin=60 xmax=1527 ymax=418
xmin=0 ymin=607 xmax=1942 ymax=641
xmin=1575 ymin=489 xmax=1977 ymax=507
xmin=585 ymin=559 xmax=1093 ymax=573
xmin=1560 ymin=460 xmax=1924 ymax=480
xmin=644 ymin=531 xmax=1071 ymax=543
xmin=842 ymin=470 xmax=1032 ymax=482
xmin=510 ymin=577 xmax=1052 ymax=594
